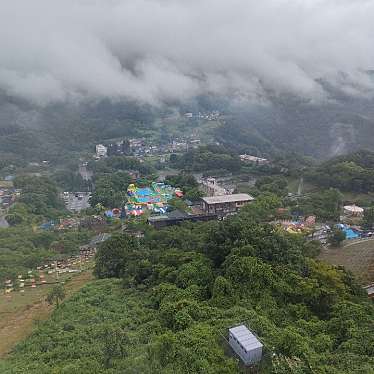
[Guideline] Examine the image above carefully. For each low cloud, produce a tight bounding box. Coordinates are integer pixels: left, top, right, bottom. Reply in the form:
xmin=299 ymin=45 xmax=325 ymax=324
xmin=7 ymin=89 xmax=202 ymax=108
xmin=1 ymin=0 xmax=374 ymax=105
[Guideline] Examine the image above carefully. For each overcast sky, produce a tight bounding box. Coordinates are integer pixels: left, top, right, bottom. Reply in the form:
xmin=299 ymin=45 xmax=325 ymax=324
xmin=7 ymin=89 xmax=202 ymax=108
xmin=1 ymin=0 xmax=374 ymax=105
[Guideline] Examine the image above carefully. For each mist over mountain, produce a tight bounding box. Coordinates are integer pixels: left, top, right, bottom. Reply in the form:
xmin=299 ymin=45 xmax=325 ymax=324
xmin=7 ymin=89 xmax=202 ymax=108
xmin=1 ymin=87 xmax=374 ymax=162
xmin=1 ymin=0 xmax=374 ymax=160
xmin=217 ymin=89 xmax=374 ymax=159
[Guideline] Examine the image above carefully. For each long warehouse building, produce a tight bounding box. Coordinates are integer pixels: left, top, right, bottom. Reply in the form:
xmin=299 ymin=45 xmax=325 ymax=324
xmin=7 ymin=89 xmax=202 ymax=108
xmin=200 ymin=193 xmax=254 ymax=216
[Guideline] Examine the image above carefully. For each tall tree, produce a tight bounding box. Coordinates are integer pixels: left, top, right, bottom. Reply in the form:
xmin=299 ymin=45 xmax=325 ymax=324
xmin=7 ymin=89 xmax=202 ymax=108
xmin=46 ymin=284 xmax=66 ymax=308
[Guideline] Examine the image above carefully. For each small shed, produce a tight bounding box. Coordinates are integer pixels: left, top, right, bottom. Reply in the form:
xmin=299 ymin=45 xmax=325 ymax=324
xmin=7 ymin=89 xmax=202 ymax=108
xmin=229 ymin=325 xmax=263 ymax=366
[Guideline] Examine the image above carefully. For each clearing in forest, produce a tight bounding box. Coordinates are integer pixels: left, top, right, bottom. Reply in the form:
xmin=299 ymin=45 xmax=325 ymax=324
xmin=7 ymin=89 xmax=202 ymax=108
xmin=0 ymin=270 xmax=94 ymax=358
xmin=319 ymin=239 xmax=374 ymax=284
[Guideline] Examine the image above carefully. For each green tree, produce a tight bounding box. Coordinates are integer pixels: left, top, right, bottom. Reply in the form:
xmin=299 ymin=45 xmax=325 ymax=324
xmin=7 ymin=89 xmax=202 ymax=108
xmin=299 ymin=188 xmax=342 ymax=221
xmin=90 ymin=171 xmax=130 ymax=208
xmin=5 ymin=213 xmax=23 ymax=226
xmin=328 ymin=228 xmax=346 ymax=247
xmin=363 ymin=207 xmax=374 ymax=230
xmin=94 ymin=234 xmax=139 ymax=278
xmin=211 ymin=276 xmax=237 ymax=307
xmin=255 ymin=176 xmax=288 ymax=197
xmin=168 ymin=197 xmax=187 ymax=212
xmin=46 ymin=284 xmax=66 ymax=308
xmin=101 ymin=326 xmax=129 ymax=368
xmin=184 ymin=187 xmax=203 ymax=202
xmin=226 ymin=256 xmax=274 ymax=298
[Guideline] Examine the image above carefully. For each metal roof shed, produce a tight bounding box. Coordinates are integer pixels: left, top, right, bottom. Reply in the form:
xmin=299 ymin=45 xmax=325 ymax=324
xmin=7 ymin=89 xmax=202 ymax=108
xmin=229 ymin=325 xmax=263 ymax=366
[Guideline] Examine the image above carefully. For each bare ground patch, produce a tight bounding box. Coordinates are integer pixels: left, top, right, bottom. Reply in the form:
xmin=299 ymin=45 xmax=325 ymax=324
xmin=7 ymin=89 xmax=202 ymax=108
xmin=0 ymin=270 xmax=94 ymax=358
xmin=319 ymin=239 xmax=374 ymax=284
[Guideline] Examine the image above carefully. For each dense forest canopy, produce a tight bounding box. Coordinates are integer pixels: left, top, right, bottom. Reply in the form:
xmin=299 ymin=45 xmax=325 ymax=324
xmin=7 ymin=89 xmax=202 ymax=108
xmin=13 ymin=175 xmax=66 ymax=217
xmin=305 ymin=150 xmax=374 ymax=193
xmin=170 ymin=145 xmax=242 ymax=173
xmin=2 ymin=197 xmax=373 ymax=373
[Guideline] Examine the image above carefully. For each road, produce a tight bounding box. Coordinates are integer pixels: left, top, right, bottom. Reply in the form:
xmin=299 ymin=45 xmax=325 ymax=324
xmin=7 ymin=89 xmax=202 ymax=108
xmin=343 ymin=237 xmax=374 ymax=248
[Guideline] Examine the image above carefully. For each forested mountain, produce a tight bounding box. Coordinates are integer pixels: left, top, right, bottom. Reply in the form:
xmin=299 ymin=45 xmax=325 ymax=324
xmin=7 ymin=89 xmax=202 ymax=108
xmin=0 ymin=95 xmax=158 ymax=165
xmin=304 ymin=150 xmax=374 ymax=193
xmin=1 ymin=92 xmax=374 ymax=165
xmin=216 ymin=95 xmax=374 ymax=160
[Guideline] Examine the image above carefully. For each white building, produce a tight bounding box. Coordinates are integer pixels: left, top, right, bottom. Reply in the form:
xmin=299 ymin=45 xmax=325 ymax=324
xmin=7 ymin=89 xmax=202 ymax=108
xmin=95 ymin=144 xmax=107 ymax=158
xmin=229 ymin=325 xmax=263 ymax=366
xmin=343 ymin=205 xmax=364 ymax=217
xmin=363 ymin=284 xmax=374 ymax=299
xmin=240 ymin=154 xmax=269 ymax=165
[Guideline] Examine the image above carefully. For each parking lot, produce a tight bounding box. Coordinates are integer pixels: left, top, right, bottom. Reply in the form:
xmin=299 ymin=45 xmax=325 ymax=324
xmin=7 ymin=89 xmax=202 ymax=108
xmin=63 ymin=192 xmax=91 ymax=212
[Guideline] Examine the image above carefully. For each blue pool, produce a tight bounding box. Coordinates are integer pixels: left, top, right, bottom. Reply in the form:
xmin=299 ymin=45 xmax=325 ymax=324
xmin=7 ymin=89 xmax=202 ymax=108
xmin=137 ymin=188 xmax=153 ymax=196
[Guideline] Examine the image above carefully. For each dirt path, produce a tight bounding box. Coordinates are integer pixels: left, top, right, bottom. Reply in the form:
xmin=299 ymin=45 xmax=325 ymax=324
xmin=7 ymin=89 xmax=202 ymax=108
xmin=343 ymin=237 xmax=374 ymax=248
xmin=0 ymin=271 xmax=94 ymax=358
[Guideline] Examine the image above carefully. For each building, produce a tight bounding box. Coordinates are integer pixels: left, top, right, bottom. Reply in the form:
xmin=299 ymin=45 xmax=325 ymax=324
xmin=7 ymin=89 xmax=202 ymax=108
xmin=307 ymin=225 xmax=330 ymax=244
xmin=344 ymin=204 xmax=364 ymax=217
xmin=363 ymin=284 xmax=374 ymax=299
xmin=107 ymin=140 xmax=131 ymax=156
xmin=228 ymin=325 xmax=263 ymax=366
xmin=95 ymin=144 xmax=107 ymax=158
xmin=239 ymin=154 xmax=269 ymax=165
xmin=148 ymin=209 xmax=217 ymax=229
xmin=200 ymin=177 xmax=233 ymax=197
xmin=201 ymin=193 xmax=254 ymax=216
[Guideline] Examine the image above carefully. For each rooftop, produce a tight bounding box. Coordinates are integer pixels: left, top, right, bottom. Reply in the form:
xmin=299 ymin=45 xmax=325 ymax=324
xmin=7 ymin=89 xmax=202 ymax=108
xmin=344 ymin=205 xmax=364 ymax=212
xmin=148 ymin=209 xmax=188 ymax=222
xmin=229 ymin=325 xmax=263 ymax=351
xmin=201 ymin=193 xmax=254 ymax=205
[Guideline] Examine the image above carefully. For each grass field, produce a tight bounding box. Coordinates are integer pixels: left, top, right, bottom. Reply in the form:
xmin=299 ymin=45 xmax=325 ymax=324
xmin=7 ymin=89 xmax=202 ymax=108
xmin=319 ymin=239 xmax=374 ymax=284
xmin=0 ymin=270 xmax=94 ymax=358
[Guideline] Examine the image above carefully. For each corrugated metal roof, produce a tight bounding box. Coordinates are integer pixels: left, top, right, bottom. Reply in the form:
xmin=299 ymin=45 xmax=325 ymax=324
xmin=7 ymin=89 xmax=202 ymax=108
xmin=201 ymin=194 xmax=254 ymax=205
xmin=229 ymin=325 xmax=263 ymax=351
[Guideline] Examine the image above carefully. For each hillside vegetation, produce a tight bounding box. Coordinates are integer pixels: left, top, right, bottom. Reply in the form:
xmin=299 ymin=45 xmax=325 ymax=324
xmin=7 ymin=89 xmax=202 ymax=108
xmin=0 ymin=176 xmax=90 ymax=285
xmin=2 ymin=197 xmax=373 ymax=373
xmin=305 ymin=150 xmax=374 ymax=194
